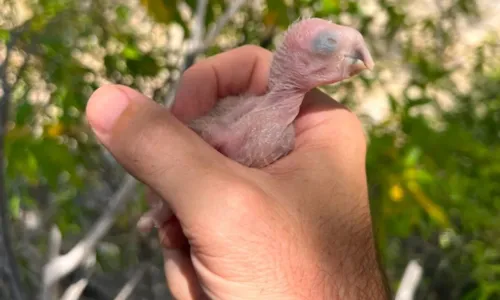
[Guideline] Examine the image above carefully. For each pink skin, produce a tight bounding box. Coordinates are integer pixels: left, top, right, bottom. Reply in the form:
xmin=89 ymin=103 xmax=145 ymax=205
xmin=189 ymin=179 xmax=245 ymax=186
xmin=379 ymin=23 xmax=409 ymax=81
xmin=137 ymin=18 xmax=374 ymax=233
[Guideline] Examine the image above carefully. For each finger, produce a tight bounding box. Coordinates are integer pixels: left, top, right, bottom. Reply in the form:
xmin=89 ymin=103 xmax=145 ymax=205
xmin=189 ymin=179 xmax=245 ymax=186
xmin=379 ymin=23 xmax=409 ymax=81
xmin=295 ymin=88 xmax=366 ymax=157
xmin=171 ymin=45 xmax=273 ymax=123
xmin=145 ymin=186 xmax=163 ymax=207
xmin=86 ymin=84 xmax=231 ymax=225
xmin=163 ymin=248 xmax=203 ymax=300
xmin=158 ymin=215 xmax=189 ymax=249
xmin=136 ymin=188 xmax=173 ymax=234
xmin=142 ymin=187 xmax=187 ymax=248
xmin=295 ymin=88 xmax=349 ymax=136
xmin=266 ymin=88 xmax=367 ymax=183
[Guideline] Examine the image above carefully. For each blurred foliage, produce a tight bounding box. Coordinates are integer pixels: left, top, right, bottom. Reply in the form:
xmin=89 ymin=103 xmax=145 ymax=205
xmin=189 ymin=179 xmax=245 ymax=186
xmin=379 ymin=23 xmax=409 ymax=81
xmin=0 ymin=0 xmax=499 ymax=299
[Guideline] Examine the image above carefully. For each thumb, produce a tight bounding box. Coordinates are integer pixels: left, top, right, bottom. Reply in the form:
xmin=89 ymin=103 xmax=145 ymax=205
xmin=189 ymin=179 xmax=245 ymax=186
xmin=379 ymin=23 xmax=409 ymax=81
xmin=85 ymin=84 xmax=228 ymax=225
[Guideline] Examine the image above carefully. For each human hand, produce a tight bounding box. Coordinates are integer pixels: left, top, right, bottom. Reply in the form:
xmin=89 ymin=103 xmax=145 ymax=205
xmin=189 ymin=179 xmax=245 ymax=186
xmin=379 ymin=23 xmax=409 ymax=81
xmin=86 ymin=45 xmax=389 ymax=299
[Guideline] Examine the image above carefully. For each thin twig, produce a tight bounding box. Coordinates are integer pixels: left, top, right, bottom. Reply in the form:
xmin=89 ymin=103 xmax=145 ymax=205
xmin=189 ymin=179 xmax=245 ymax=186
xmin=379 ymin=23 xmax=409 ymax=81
xmin=192 ymin=0 xmax=208 ymax=48
xmin=113 ymin=264 xmax=147 ymax=300
xmin=41 ymin=226 xmax=62 ymax=300
xmin=59 ymin=278 xmax=90 ymax=300
xmin=203 ymin=0 xmax=247 ymax=50
xmin=180 ymin=0 xmax=208 ymax=74
xmin=164 ymin=0 xmax=209 ymax=106
xmin=164 ymin=0 xmax=247 ymax=106
xmin=395 ymin=260 xmax=423 ymax=300
xmin=59 ymin=253 xmax=96 ymax=300
xmin=41 ymin=175 xmax=138 ymax=299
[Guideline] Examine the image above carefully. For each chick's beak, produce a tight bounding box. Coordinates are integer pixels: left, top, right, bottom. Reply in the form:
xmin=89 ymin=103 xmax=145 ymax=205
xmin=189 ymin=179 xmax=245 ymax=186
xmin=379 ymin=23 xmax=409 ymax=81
xmin=357 ymin=42 xmax=374 ymax=70
xmin=345 ymin=41 xmax=374 ymax=77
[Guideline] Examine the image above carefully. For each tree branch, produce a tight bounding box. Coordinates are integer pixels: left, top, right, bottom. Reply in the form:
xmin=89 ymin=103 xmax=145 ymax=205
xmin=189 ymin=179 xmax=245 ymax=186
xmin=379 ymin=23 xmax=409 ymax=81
xmin=395 ymin=260 xmax=423 ymax=300
xmin=203 ymin=0 xmax=246 ymax=50
xmin=164 ymin=0 xmax=208 ymax=107
xmin=59 ymin=252 xmax=95 ymax=300
xmin=164 ymin=0 xmax=247 ymax=106
xmin=113 ymin=264 xmax=147 ymax=300
xmin=179 ymin=0 xmax=208 ymax=75
xmin=192 ymin=0 xmax=208 ymax=48
xmin=41 ymin=175 xmax=138 ymax=300
xmin=43 ymin=226 xmax=62 ymax=299
xmin=59 ymin=277 xmax=90 ymax=300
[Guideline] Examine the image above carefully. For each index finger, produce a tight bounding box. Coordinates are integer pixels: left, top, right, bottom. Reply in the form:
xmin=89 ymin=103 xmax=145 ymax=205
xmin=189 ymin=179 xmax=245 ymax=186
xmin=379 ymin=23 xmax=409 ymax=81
xmin=171 ymin=45 xmax=273 ymax=123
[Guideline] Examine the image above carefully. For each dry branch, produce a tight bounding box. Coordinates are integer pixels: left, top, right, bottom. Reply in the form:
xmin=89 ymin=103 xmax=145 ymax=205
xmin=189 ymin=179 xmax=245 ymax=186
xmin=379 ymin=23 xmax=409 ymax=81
xmin=395 ymin=260 xmax=423 ymax=300
xmin=164 ymin=0 xmax=247 ymax=106
xmin=41 ymin=175 xmax=138 ymax=300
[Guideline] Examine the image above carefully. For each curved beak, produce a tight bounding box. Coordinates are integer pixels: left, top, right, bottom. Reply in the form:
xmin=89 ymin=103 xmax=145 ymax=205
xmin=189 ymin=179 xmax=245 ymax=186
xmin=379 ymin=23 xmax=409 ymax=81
xmin=356 ymin=42 xmax=374 ymax=70
xmin=345 ymin=41 xmax=375 ymax=77
xmin=321 ymin=36 xmax=375 ymax=86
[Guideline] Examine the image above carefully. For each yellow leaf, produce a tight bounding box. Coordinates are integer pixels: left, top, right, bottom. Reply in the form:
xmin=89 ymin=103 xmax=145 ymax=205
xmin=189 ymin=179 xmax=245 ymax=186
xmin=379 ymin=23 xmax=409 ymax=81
xmin=46 ymin=123 xmax=64 ymax=137
xmin=407 ymin=180 xmax=451 ymax=228
xmin=263 ymin=11 xmax=278 ymax=27
xmin=139 ymin=0 xmax=174 ymax=25
xmin=389 ymin=184 xmax=404 ymax=202
xmin=7 ymin=125 xmax=31 ymax=140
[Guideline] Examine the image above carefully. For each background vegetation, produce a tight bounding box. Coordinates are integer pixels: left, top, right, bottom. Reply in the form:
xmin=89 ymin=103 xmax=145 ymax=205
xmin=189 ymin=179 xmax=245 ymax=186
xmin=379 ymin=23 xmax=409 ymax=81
xmin=1 ymin=0 xmax=499 ymax=299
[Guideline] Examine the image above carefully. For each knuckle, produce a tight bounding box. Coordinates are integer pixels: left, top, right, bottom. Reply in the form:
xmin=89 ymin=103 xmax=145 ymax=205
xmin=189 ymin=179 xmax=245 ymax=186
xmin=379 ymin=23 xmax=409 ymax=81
xmin=335 ymin=109 xmax=367 ymax=149
xmin=214 ymin=179 xmax=267 ymax=213
xmin=236 ymin=44 xmax=273 ymax=61
xmin=182 ymin=61 xmax=200 ymax=78
xmin=345 ymin=111 xmax=367 ymax=144
xmin=239 ymin=44 xmax=267 ymax=54
xmin=203 ymin=180 xmax=269 ymax=232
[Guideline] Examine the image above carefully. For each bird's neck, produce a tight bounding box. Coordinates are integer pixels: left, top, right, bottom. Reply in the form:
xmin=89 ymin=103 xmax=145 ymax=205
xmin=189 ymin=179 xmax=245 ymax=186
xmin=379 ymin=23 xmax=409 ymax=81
xmin=258 ymin=84 xmax=305 ymax=125
xmin=264 ymin=54 xmax=308 ymax=120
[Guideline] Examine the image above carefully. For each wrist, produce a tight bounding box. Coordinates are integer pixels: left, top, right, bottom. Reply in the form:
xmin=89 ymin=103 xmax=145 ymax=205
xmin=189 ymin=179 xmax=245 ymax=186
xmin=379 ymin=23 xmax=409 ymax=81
xmin=279 ymin=218 xmax=390 ymax=299
xmin=286 ymin=243 xmax=389 ymax=300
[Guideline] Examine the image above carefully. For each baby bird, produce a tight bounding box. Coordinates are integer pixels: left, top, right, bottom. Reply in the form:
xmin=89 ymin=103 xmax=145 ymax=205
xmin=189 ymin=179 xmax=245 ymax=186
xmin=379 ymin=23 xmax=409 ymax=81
xmin=137 ymin=18 xmax=374 ymax=233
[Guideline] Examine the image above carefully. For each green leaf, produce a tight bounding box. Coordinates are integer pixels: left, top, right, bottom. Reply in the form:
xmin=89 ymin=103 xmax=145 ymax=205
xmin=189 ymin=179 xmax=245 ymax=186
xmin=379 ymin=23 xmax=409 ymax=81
xmin=125 ymin=55 xmax=160 ymax=77
xmin=9 ymin=195 xmax=21 ymax=219
xmin=0 ymin=29 xmax=10 ymax=42
xmin=122 ymin=45 xmax=141 ymax=60
xmin=404 ymin=147 xmax=422 ymax=167
xmin=265 ymin=0 xmax=290 ymax=28
xmin=320 ymin=0 xmax=341 ymax=15
xmin=31 ymin=138 xmax=79 ymax=189
xmin=15 ymin=101 xmax=34 ymax=125
xmin=406 ymin=97 xmax=433 ymax=109
xmin=388 ymin=94 xmax=399 ymax=113
xmin=346 ymin=1 xmax=359 ymax=14
xmin=415 ymin=169 xmax=434 ymax=184
xmin=184 ymin=0 xmax=196 ymax=10
xmin=6 ymin=138 xmax=40 ymax=184
xmin=115 ymin=5 xmax=130 ymax=22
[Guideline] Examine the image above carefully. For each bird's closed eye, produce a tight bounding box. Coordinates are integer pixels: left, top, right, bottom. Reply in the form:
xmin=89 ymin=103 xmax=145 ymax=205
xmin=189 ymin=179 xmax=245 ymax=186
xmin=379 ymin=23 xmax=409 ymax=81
xmin=312 ymin=31 xmax=338 ymax=55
